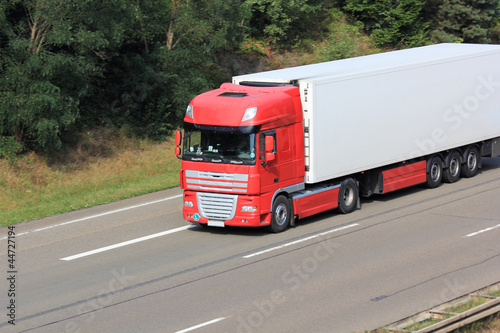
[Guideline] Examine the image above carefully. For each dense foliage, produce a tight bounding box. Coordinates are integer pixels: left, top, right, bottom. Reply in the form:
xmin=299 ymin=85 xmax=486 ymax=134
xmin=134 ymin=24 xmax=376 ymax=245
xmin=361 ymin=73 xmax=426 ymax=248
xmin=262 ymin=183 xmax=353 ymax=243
xmin=342 ymin=0 xmax=431 ymax=47
xmin=430 ymin=0 xmax=500 ymax=43
xmin=1 ymin=0 xmax=499 ymax=154
xmin=0 ymin=0 xmax=247 ymax=152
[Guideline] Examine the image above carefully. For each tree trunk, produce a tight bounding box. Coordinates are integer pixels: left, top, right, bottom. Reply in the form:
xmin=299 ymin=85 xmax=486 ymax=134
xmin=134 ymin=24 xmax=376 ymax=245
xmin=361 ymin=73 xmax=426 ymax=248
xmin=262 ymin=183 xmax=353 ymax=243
xmin=166 ymin=0 xmax=180 ymax=50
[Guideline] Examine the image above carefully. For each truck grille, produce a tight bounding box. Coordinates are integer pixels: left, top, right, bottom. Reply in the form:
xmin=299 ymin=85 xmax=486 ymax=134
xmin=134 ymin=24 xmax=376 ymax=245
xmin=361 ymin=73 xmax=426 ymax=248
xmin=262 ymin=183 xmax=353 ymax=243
xmin=197 ymin=192 xmax=237 ymax=220
xmin=185 ymin=170 xmax=248 ymax=193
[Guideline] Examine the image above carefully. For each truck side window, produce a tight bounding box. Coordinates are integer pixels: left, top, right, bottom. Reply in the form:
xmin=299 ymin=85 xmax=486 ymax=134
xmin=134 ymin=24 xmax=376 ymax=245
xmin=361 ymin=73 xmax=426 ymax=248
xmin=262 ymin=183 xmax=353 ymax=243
xmin=259 ymin=132 xmax=276 ymax=160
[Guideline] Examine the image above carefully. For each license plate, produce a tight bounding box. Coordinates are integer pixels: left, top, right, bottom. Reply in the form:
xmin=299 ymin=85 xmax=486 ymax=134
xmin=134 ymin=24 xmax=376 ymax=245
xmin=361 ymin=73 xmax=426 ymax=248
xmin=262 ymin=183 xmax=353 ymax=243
xmin=208 ymin=220 xmax=225 ymax=227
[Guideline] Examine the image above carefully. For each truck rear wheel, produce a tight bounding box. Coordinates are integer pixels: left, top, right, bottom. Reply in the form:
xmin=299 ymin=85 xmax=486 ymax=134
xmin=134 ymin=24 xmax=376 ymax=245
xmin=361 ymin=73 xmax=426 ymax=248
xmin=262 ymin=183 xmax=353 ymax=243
xmin=338 ymin=178 xmax=359 ymax=214
xmin=269 ymin=195 xmax=291 ymax=233
xmin=461 ymin=146 xmax=480 ymax=178
xmin=443 ymin=150 xmax=461 ymax=183
xmin=426 ymin=155 xmax=443 ymax=188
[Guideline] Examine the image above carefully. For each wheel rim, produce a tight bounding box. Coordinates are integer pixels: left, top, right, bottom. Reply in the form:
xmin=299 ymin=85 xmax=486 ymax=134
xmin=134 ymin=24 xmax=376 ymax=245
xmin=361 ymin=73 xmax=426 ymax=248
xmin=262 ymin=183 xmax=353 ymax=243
xmin=449 ymin=157 xmax=459 ymax=177
xmin=343 ymin=186 xmax=354 ymax=207
xmin=274 ymin=203 xmax=287 ymax=226
xmin=430 ymin=162 xmax=441 ymax=182
xmin=467 ymin=152 xmax=477 ymax=171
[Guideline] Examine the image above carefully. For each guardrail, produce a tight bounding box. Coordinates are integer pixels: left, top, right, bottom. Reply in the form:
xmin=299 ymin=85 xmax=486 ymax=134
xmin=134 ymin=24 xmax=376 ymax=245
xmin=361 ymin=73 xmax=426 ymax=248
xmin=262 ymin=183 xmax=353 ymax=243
xmin=382 ymin=282 xmax=500 ymax=333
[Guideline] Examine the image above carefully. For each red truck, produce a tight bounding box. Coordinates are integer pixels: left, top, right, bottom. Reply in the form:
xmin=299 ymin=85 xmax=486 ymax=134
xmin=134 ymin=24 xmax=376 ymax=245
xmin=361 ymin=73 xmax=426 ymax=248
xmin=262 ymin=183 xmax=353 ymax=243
xmin=175 ymin=43 xmax=500 ymax=232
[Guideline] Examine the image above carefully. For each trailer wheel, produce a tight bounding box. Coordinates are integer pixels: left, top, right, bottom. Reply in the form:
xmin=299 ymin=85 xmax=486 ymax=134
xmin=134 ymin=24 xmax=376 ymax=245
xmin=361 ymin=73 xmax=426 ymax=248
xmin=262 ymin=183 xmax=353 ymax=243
xmin=269 ymin=195 xmax=291 ymax=233
xmin=461 ymin=146 xmax=480 ymax=178
xmin=426 ymin=155 xmax=443 ymax=188
xmin=338 ymin=178 xmax=359 ymax=214
xmin=443 ymin=150 xmax=461 ymax=183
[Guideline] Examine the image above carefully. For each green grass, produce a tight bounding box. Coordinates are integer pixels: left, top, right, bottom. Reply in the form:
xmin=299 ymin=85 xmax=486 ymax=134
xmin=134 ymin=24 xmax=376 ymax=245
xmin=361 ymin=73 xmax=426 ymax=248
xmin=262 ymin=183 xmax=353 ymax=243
xmin=404 ymin=318 xmax=442 ymax=331
xmin=450 ymin=297 xmax=489 ymax=314
xmin=453 ymin=312 xmax=500 ymax=332
xmin=371 ymin=288 xmax=500 ymax=333
xmin=0 ymin=128 xmax=181 ymax=226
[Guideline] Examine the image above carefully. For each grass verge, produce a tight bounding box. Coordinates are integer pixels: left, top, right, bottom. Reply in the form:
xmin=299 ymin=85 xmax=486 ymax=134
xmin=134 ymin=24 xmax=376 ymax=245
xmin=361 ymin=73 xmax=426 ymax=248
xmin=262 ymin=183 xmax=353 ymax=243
xmin=453 ymin=312 xmax=500 ymax=332
xmin=0 ymin=128 xmax=181 ymax=227
xmin=371 ymin=285 xmax=500 ymax=333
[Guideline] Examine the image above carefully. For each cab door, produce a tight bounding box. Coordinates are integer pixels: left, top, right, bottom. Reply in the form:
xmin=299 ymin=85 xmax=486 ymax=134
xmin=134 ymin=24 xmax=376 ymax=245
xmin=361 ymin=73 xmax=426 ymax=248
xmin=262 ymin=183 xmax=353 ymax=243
xmin=259 ymin=127 xmax=295 ymax=195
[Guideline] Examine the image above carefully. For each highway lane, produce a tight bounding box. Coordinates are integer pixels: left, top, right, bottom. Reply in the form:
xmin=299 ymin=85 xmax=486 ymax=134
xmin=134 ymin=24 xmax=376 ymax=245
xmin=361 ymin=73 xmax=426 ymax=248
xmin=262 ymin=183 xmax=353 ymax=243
xmin=1 ymin=158 xmax=500 ymax=332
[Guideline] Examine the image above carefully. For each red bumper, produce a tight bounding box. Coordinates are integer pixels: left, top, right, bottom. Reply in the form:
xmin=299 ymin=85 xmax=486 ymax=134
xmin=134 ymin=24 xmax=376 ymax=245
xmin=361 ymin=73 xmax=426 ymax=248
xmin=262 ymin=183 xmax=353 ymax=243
xmin=182 ymin=191 xmax=270 ymax=227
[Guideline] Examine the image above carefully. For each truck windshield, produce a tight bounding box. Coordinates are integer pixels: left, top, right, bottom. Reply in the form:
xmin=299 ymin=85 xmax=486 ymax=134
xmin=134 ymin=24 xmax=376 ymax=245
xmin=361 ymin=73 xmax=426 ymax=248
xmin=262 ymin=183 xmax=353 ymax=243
xmin=182 ymin=124 xmax=257 ymax=165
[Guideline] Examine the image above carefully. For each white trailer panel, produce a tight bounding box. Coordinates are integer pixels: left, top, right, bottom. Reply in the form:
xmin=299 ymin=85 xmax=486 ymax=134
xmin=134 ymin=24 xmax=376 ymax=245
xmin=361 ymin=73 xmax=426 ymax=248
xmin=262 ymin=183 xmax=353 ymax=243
xmin=234 ymin=44 xmax=500 ymax=184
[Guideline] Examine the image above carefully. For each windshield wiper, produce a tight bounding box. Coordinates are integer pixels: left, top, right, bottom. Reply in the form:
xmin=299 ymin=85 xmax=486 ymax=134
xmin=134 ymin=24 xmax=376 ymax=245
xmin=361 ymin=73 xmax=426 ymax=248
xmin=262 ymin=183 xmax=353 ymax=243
xmin=219 ymin=156 xmax=246 ymax=164
xmin=184 ymin=153 xmax=209 ymax=162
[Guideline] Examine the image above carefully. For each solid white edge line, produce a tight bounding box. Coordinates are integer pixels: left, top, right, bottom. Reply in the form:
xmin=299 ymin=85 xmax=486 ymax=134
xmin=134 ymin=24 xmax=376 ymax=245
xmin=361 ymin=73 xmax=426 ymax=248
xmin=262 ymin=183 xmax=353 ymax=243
xmin=243 ymin=223 xmax=359 ymax=259
xmin=466 ymin=223 xmax=500 ymax=237
xmin=174 ymin=317 xmax=227 ymax=333
xmin=60 ymin=225 xmax=193 ymax=261
xmin=1 ymin=194 xmax=183 ymax=240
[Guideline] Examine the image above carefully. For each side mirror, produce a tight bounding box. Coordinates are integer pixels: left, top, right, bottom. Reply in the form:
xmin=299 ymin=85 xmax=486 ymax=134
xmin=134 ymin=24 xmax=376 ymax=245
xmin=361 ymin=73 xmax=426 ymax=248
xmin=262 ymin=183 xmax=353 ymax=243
xmin=265 ymin=135 xmax=275 ymax=162
xmin=174 ymin=130 xmax=182 ymax=157
xmin=175 ymin=130 xmax=182 ymax=146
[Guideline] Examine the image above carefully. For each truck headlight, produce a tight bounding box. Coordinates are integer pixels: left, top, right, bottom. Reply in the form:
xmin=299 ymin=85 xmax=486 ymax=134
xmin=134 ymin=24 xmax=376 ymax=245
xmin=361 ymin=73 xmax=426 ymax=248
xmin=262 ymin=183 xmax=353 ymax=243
xmin=241 ymin=206 xmax=257 ymax=212
xmin=186 ymin=104 xmax=193 ymax=118
xmin=242 ymin=107 xmax=257 ymax=121
xmin=184 ymin=201 xmax=194 ymax=207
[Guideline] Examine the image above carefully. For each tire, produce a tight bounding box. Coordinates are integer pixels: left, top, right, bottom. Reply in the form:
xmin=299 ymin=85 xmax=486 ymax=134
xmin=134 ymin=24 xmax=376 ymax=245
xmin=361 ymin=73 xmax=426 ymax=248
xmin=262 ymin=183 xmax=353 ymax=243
xmin=338 ymin=178 xmax=359 ymax=214
xmin=443 ymin=150 xmax=461 ymax=183
xmin=426 ymin=155 xmax=443 ymax=188
xmin=269 ymin=195 xmax=291 ymax=233
xmin=461 ymin=146 xmax=480 ymax=178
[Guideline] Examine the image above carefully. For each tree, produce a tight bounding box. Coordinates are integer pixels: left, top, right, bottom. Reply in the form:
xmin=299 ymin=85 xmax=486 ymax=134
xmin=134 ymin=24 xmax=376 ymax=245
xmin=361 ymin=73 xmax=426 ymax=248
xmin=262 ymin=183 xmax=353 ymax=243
xmin=0 ymin=0 xmax=247 ymax=150
xmin=1 ymin=1 xmax=90 ymax=151
xmin=0 ymin=0 xmax=138 ymax=151
xmin=343 ymin=0 xmax=430 ymax=48
xmin=244 ymin=0 xmax=323 ymax=43
xmin=431 ymin=0 xmax=499 ymax=43
xmin=105 ymin=0 xmax=247 ymax=138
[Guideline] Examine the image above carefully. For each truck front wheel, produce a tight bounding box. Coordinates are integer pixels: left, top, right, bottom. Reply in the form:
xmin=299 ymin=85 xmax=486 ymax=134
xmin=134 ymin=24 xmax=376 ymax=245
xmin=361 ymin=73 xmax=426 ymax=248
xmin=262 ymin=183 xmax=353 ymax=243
xmin=338 ymin=178 xmax=359 ymax=214
xmin=269 ymin=195 xmax=291 ymax=233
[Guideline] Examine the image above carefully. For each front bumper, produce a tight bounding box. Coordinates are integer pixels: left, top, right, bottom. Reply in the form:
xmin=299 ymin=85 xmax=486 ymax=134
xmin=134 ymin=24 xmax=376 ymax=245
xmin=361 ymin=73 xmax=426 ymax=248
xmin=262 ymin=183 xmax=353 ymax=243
xmin=182 ymin=191 xmax=270 ymax=227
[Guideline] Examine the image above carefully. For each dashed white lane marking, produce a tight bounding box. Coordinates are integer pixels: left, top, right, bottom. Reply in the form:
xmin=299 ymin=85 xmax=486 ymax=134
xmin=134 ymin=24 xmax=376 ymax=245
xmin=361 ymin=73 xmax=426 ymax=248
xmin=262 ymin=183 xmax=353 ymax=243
xmin=60 ymin=225 xmax=194 ymax=261
xmin=174 ymin=317 xmax=227 ymax=333
xmin=1 ymin=194 xmax=183 ymax=240
xmin=465 ymin=223 xmax=500 ymax=237
xmin=243 ymin=223 xmax=359 ymax=259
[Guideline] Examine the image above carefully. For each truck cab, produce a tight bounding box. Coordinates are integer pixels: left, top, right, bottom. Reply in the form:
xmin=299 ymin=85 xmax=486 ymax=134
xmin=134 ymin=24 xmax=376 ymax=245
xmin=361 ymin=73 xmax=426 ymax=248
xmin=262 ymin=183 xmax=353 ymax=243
xmin=176 ymin=83 xmax=305 ymax=231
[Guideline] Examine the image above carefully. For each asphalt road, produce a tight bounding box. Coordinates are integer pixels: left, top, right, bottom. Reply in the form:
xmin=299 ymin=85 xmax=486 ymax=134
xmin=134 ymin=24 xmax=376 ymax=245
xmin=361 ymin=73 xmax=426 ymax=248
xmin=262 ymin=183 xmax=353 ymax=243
xmin=1 ymin=158 xmax=500 ymax=333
